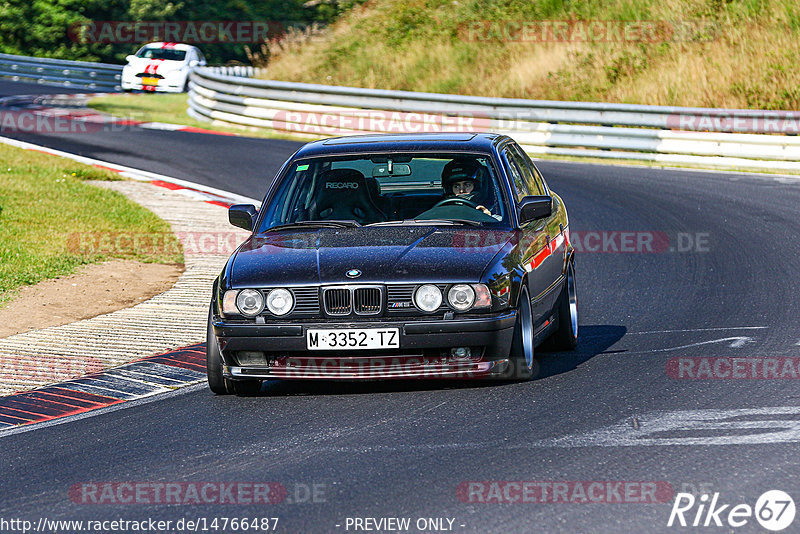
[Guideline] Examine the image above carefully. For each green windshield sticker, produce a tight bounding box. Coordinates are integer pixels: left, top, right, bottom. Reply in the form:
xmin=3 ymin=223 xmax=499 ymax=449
xmin=296 ymin=164 xmax=309 ymax=171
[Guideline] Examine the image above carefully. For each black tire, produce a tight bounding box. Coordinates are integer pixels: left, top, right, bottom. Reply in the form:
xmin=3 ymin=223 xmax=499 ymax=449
xmin=502 ymin=286 xmax=535 ymax=381
xmin=551 ymin=259 xmax=578 ymax=350
xmin=206 ymin=311 xmax=262 ymax=395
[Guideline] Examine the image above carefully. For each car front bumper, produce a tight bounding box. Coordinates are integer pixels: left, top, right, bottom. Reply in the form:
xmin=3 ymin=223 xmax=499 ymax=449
xmin=121 ymin=78 xmax=184 ymax=93
xmin=212 ymin=312 xmax=516 ymax=380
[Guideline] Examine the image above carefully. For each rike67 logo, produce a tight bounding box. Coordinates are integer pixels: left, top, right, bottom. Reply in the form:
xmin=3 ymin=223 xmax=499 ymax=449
xmin=668 ymin=490 xmax=795 ymax=531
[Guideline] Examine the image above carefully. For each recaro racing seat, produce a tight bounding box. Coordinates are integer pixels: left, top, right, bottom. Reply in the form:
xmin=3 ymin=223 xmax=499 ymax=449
xmin=309 ymin=168 xmax=388 ymax=225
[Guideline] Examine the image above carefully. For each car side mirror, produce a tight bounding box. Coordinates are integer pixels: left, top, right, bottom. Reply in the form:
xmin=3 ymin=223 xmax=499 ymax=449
xmin=188 ymin=59 xmax=199 ymax=67
xmin=125 ymin=55 xmax=137 ymax=63
xmin=518 ymin=195 xmax=552 ymax=224
xmin=229 ymin=204 xmax=257 ymax=231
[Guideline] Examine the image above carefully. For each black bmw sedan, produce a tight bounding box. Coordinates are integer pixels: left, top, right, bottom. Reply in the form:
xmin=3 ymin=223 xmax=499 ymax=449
xmin=207 ymin=133 xmax=577 ymax=394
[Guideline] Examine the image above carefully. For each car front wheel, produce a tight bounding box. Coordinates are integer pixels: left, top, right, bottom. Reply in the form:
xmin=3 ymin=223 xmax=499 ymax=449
xmin=206 ymin=311 xmax=262 ymax=395
xmin=503 ymin=286 xmax=535 ymax=380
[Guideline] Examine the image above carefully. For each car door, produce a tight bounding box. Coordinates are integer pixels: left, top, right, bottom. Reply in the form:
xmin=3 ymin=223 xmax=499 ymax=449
xmin=501 ymin=144 xmax=552 ymax=328
xmin=511 ymin=144 xmax=567 ymax=317
xmin=507 ymin=143 xmax=564 ymax=330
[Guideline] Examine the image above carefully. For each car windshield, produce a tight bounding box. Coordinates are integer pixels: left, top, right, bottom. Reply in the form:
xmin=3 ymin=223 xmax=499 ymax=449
xmin=257 ymin=153 xmax=509 ymax=231
xmin=136 ymin=48 xmax=187 ymax=61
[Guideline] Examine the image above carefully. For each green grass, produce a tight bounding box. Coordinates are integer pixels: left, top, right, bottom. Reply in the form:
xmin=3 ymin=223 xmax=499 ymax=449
xmin=260 ymin=0 xmax=800 ymax=110
xmin=87 ymin=93 xmax=301 ymax=140
xmin=0 ymin=143 xmax=183 ymax=307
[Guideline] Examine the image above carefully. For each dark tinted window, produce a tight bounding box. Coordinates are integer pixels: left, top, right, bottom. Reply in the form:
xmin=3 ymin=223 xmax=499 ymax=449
xmin=509 ymin=144 xmax=545 ymax=196
xmin=502 ymin=147 xmax=529 ymax=202
xmin=137 ymin=48 xmax=187 ymax=61
xmin=511 ymin=144 xmax=547 ymax=195
xmin=259 ymin=153 xmax=509 ymax=229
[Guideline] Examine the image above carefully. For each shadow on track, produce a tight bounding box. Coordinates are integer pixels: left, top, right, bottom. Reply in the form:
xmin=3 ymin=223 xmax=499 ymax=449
xmin=533 ymin=324 xmax=626 ymax=380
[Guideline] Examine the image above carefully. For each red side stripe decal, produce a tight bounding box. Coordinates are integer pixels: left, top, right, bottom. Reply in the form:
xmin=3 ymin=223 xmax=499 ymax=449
xmin=526 ymin=231 xmax=567 ymax=271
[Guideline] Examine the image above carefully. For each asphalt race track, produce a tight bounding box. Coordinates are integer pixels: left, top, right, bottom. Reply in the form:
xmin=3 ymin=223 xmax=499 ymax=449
xmin=1 ymin=80 xmax=799 ymax=532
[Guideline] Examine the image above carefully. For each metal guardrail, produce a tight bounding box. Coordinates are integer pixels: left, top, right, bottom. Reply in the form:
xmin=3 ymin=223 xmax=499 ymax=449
xmin=0 ymin=54 xmax=259 ymax=92
xmin=203 ymin=66 xmax=261 ymax=78
xmin=188 ymin=68 xmax=800 ymax=172
xmin=0 ymin=53 xmax=122 ymax=91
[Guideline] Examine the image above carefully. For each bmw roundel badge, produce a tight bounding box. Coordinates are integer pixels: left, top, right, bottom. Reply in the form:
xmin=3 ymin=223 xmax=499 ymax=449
xmin=346 ymin=269 xmax=362 ymax=278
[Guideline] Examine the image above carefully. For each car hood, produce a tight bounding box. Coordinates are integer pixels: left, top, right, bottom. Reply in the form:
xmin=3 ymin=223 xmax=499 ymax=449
xmin=229 ymin=226 xmax=514 ymax=286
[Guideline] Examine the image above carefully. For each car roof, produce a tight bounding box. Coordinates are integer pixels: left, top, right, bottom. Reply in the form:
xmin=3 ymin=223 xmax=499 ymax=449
xmin=293 ymin=133 xmax=510 ymax=159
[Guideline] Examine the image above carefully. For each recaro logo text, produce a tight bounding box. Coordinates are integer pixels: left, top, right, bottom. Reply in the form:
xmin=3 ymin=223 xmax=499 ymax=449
xmin=325 ymin=182 xmax=359 ymax=189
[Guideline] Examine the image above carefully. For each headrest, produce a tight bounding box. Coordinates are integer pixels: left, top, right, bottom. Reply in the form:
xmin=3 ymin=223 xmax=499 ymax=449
xmin=319 ymin=168 xmax=368 ymax=191
xmin=311 ymin=168 xmax=387 ymax=224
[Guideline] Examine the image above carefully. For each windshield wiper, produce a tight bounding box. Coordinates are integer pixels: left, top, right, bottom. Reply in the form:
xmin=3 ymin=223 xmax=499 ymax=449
xmin=366 ymin=219 xmax=483 ymax=227
xmin=414 ymin=218 xmax=483 ymax=227
xmin=265 ymin=220 xmax=362 ymax=232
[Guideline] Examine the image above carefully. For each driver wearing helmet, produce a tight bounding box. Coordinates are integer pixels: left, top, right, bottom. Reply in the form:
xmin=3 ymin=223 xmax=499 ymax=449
xmin=441 ymin=158 xmax=495 ymax=217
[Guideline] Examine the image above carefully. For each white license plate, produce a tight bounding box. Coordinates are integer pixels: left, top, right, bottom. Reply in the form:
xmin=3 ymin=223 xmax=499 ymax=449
xmin=307 ymin=328 xmax=400 ymax=350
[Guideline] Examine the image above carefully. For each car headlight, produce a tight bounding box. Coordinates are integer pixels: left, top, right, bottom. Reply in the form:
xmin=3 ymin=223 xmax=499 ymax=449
xmin=414 ymin=284 xmax=442 ymax=312
xmin=266 ymin=288 xmax=294 ymax=316
xmin=448 ymin=284 xmax=475 ymax=311
xmin=236 ymin=289 xmax=264 ymax=317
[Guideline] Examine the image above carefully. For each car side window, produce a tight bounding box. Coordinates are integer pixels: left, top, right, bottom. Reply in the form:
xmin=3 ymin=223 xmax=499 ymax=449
xmin=502 ymin=147 xmax=528 ymax=203
xmin=509 ymin=144 xmax=545 ymax=196
xmin=515 ymin=146 xmax=548 ymax=195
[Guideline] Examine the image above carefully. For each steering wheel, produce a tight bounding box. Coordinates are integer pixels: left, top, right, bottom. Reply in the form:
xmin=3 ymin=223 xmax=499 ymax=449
xmin=432 ymin=197 xmax=479 ymax=209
